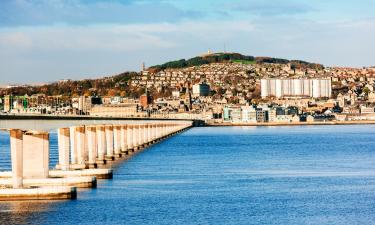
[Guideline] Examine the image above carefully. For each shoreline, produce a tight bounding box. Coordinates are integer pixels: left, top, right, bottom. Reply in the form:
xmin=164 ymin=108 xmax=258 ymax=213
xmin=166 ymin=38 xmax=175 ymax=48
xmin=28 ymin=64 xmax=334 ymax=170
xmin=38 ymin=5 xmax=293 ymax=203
xmin=206 ymin=121 xmax=375 ymax=127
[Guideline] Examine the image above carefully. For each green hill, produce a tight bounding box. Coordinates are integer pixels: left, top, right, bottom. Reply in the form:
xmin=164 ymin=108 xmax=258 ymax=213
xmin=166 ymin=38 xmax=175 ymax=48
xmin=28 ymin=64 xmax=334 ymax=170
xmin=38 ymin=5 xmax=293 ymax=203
xmin=149 ymin=53 xmax=323 ymax=71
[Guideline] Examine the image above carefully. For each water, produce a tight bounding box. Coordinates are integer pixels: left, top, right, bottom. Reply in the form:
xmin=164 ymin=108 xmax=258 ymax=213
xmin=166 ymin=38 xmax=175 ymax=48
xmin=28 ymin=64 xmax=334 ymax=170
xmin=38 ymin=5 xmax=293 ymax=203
xmin=1 ymin=125 xmax=375 ymax=224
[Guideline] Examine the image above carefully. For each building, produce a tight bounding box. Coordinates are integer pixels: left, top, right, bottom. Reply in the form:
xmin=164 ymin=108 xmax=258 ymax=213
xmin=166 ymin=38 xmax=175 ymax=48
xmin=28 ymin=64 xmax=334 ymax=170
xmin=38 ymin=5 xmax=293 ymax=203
xmin=256 ymin=109 xmax=268 ymax=122
xmin=78 ymin=96 xmax=92 ymax=114
xmin=192 ymin=83 xmax=210 ymax=97
xmin=261 ymin=78 xmax=332 ymax=99
xmin=4 ymin=95 xmax=12 ymax=112
xmin=223 ymin=106 xmax=241 ymax=122
xmin=172 ymin=90 xmax=180 ymax=98
xmin=360 ymin=106 xmax=375 ymax=114
xmin=241 ymin=105 xmax=257 ymax=122
xmin=90 ymin=104 xmax=139 ymax=117
xmin=139 ymin=94 xmax=153 ymax=108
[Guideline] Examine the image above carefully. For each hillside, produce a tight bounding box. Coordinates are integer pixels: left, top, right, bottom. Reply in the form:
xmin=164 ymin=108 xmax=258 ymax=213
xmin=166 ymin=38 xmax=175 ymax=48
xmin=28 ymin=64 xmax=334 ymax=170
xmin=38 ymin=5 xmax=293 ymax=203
xmin=149 ymin=52 xmax=324 ymax=71
xmin=1 ymin=52 xmax=324 ymax=98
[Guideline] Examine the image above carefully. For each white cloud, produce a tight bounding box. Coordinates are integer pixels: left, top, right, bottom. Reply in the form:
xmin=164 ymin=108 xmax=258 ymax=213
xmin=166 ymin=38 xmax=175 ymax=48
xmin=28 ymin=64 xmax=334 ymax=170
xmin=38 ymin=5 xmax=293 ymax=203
xmin=0 ymin=18 xmax=374 ymax=83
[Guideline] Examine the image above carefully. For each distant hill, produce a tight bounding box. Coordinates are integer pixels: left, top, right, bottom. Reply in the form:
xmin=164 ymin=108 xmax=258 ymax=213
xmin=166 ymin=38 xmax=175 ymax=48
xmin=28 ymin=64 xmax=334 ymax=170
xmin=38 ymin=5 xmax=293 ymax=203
xmin=0 ymin=53 xmax=324 ymax=98
xmin=149 ymin=52 xmax=324 ymax=71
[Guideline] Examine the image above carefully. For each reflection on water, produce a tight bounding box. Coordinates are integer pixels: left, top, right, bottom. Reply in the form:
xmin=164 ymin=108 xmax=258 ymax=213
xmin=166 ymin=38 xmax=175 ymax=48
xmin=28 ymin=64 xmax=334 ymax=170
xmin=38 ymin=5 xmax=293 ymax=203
xmin=0 ymin=200 xmax=65 ymax=224
xmin=1 ymin=125 xmax=375 ymax=224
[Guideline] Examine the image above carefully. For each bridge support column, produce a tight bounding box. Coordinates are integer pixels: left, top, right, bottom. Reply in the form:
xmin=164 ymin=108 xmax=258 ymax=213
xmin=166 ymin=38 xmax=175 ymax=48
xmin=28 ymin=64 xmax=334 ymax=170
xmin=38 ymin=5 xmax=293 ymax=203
xmin=138 ymin=124 xmax=143 ymax=148
xmin=75 ymin=126 xmax=87 ymax=168
xmin=105 ymin=125 xmax=114 ymax=161
xmin=10 ymin=129 xmax=23 ymax=189
xmin=133 ymin=125 xmax=139 ymax=151
xmin=157 ymin=124 xmax=162 ymax=139
xmin=86 ymin=126 xmax=97 ymax=168
xmin=152 ymin=124 xmax=156 ymax=142
xmin=147 ymin=124 xmax=152 ymax=143
xmin=23 ymin=131 xmax=49 ymax=179
xmin=113 ymin=125 xmax=121 ymax=157
xmin=163 ymin=124 xmax=167 ymax=137
xmin=58 ymin=128 xmax=70 ymax=171
xmin=120 ymin=125 xmax=127 ymax=154
xmin=69 ymin=127 xmax=77 ymax=165
xmin=127 ymin=125 xmax=134 ymax=152
xmin=143 ymin=124 xmax=148 ymax=146
xmin=96 ymin=125 xmax=106 ymax=164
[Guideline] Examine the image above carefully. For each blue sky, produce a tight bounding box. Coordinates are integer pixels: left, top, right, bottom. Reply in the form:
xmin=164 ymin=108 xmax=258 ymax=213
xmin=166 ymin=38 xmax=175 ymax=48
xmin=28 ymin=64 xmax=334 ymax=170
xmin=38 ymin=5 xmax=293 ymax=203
xmin=0 ymin=0 xmax=374 ymax=84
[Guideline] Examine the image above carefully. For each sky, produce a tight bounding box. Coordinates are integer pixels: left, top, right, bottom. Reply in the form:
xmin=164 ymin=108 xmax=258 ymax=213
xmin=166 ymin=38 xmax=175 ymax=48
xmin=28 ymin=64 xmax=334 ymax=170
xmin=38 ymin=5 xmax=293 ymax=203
xmin=0 ymin=0 xmax=375 ymax=84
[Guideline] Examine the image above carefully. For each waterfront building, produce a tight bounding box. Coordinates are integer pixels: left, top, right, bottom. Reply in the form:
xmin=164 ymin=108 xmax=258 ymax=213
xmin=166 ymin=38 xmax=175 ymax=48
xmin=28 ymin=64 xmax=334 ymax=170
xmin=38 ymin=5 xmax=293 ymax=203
xmin=89 ymin=104 xmax=139 ymax=117
xmin=256 ymin=109 xmax=268 ymax=122
xmin=360 ymin=106 xmax=375 ymax=114
xmin=223 ymin=106 xmax=241 ymax=122
xmin=241 ymin=105 xmax=257 ymax=122
xmin=261 ymin=78 xmax=332 ymax=99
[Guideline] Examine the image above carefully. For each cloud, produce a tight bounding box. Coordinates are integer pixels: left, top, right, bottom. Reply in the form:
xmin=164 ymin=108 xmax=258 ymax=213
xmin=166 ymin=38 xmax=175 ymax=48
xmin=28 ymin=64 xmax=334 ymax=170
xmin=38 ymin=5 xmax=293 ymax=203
xmin=224 ymin=0 xmax=314 ymax=16
xmin=0 ymin=20 xmax=256 ymax=82
xmin=1 ymin=0 xmax=375 ymax=83
xmin=0 ymin=0 xmax=201 ymax=27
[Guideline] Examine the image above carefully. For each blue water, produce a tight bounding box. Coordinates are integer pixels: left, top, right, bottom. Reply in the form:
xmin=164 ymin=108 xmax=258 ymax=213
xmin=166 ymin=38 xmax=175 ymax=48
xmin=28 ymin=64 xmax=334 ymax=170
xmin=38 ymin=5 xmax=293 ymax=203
xmin=1 ymin=125 xmax=375 ymax=224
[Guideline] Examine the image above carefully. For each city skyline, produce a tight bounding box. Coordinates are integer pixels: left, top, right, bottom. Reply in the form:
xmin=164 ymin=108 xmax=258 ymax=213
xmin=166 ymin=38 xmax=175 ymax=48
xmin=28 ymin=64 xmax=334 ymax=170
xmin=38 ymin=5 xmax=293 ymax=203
xmin=1 ymin=0 xmax=375 ymax=84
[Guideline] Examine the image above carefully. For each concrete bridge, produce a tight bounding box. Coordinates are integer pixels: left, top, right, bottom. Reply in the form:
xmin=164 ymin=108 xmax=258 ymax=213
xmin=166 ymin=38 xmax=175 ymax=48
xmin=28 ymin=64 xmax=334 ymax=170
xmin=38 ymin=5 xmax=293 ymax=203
xmin=0 ymin=115 xmax=193 ymax=200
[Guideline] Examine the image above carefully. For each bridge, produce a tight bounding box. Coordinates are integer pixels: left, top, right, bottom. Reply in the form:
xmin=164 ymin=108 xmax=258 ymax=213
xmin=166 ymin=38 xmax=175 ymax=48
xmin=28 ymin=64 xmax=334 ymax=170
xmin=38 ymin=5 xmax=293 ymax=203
xmin=0 ymin=115 xmax=193 ymax=200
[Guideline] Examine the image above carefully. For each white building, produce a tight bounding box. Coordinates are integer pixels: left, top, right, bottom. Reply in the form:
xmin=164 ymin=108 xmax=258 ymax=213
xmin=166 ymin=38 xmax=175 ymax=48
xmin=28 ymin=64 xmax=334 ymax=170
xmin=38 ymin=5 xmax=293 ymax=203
xmin=261 ymin=78 xmax=331 ymax=99
xmin=241 ymin=105 xmax=257 ymax=122
xmin=192 ymin=83 xmax=210 ymax=97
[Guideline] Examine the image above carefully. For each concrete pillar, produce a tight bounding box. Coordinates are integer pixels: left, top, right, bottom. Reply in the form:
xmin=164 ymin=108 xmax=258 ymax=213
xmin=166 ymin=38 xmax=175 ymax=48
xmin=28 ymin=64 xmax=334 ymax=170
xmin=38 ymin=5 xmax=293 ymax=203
xmin=86 ymin=126 xmax=97 ymax=168
xmin=58 ymin=128 xmax=70 ymax=171
xmin=75 ymin=126 xmax=86 ymax=166
xmin=113 ymin=125 xmax=121 ymax=157
xmin=147 ymin=124 xmax=152 ymax=143
xmin=155 ymin=124 xmax=160 ymax=139
xmin=160 ymin=124 xmax=164 ymax=138
xmin=152 ymin=124 xmax=156 ymax=141
xmin=23 ymin=131 xmax=49 ymax=179
xmin=127 ymin=125 xmax=134 ymax=151
xmin=10 ymin=129 xmax=23 ymax=189
xmin=163 ymin=123 xmax=168 ymax=136
xmin=138 ymin=124 xmax=143 ymax=147
xmin=120 ymin=125 xmax=127 ymax=153
xmin=69 ymin=127 xmax=77 ymax=165
xmin=143 ymin=124 xmax=148 ymax=145
xmin=96 ymin=125 xmax=106 ymax=163
xmin=132 ymin=125 xmax=138 ymax=150
xmin=105 ymin=125 xmax=114 ymax=160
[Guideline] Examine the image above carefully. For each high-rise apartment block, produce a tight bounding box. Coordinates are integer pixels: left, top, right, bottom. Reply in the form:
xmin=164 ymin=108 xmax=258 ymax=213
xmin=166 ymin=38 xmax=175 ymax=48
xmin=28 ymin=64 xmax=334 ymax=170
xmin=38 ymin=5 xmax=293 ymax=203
xmin=261 ymin=78 xmax=331 ymax=98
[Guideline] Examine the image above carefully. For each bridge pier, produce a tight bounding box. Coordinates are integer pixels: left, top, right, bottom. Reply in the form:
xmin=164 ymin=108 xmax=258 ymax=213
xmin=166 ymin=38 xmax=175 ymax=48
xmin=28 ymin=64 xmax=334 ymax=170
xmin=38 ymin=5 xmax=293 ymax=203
xmin=105 ymin=125 xmax=115 ymax=161
xmin=113 ymin=125 xmax=122 ymax=158
xmin=75 ymin=126 xmax=87 ymax=168
xmin=127 ymin=125 xmax=134 ymax=153
xmin=86 ymin=126 xmax=97 ymax=168
xmin=69 ymin=127 xmax=77 ymax=165
xmin=138 ymin=124 xmax=143 ymax=149
xmin=120 ymin=125 xmax=128 ymax=154
xmin=0 ymin=129 xmax=78 ymax=200
xmin=132 ymin=125 xmax=139 ymax=151
xmin=23 ymin=131 xmax=50 ymax=179
xmin=96 ymin=125 xmax=106 ymax=165
xmin=143 ymin=124 xmax=148 ymax=147
xmin=58 ymin=128 xmax=70 ymax=171
xmin=10 ymin=129 xmax=23 ymax=189
xmin=1 ymin=120 xmax=193 ymax=200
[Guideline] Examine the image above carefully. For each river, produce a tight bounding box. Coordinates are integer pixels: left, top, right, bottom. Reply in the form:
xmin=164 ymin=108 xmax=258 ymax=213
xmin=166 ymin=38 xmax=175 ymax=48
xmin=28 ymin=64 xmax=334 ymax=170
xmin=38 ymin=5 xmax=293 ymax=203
xmin=1 ymin=125 xmax=375 ymax=224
